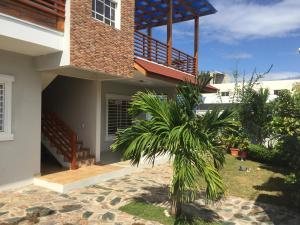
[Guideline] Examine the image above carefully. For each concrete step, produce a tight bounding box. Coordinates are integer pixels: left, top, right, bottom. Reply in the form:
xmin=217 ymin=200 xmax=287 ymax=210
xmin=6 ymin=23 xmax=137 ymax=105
xmin=76 ymin=148 xmax=90 ymax=158
xmin=77 ymin=157 xmax=95 ymax=168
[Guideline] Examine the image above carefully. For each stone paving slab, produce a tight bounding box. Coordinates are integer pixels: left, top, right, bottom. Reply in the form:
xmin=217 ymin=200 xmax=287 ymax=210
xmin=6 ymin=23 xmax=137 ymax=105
xmin=0 ymin=163 xmax=299 ymax=225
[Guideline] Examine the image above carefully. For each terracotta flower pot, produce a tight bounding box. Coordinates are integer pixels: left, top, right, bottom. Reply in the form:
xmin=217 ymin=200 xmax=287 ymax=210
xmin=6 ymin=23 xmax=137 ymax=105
xmin=239 ymin=151 xmax=248 ymax=159
xmin=230 ymin=148 xmax=239 ymax=157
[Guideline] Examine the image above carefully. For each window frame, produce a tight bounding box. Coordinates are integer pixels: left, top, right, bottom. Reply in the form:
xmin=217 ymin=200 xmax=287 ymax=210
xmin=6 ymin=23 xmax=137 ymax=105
xmin=0 ymin=74 xmax=14 ymax=142
xmin=274 ymin=89 xmax=283 ymax=95
xmin=105 ymin=94 xmax=131 ymax=141
xmin=220 ymin=91 xmax=230 ymax=97
xmin=92 ymin=0 xmax=121 ymax=29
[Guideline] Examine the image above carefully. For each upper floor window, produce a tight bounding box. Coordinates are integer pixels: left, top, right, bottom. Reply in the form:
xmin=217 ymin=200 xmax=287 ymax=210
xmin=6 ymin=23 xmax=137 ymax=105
xmin=0 ymin=74 xmax=14 ymax=141
xmin=221 ymin=91 xmax=230 ymax=97
xmin=274 ymin=90 xmax=284 ymax=95
xmin=92 ymin=0 xmax=117 ymax=28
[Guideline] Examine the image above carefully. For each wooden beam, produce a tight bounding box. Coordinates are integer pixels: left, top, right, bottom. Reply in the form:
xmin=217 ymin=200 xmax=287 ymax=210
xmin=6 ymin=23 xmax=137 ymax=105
xmin=147 ymin=27 xmax=152 ymax=60
xmin=194 ymin=16 xmax=199 ymax=75
xmin=134 ymin=0 xmax=216 ymax=30
xmin=147 ymin=27 xmax=152 ymax=37
xmin=56 ymin=0 xmax=65 ymax=31
xmin=167 ymin=0 xmax=173 ymax=66
xmin=135 ymin=10 xmax=214 ymax=30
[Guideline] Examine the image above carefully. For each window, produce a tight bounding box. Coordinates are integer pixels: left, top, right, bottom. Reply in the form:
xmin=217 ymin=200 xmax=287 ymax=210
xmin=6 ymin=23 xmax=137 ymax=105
xmin=92 ymin=0 xmax=117 ymax=28
xmin=106 ymin=95 xmax=132 ymax=138
xmin=274 ymin=90 xmax=283 ymax=95
xmin=221 ymin=91 xmax=230 ymax=97
xmin=0 ymin=75 xmax=14 ymax=141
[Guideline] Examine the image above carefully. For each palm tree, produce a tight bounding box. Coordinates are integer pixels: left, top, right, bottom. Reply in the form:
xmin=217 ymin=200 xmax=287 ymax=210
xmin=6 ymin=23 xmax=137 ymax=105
xmin=111 ymin=75 xmax=238 ymax=217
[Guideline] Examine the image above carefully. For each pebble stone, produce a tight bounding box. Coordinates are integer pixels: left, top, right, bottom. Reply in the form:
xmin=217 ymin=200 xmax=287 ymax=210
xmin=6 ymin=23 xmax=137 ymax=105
xmin=110 ymin=197 xmax=122 ymax=206
xmin=82 ymin=211 xmax=93 ymax=219
xmin=102 ymin=212 xmax=115 ymax=221
xmin=96 ymin=196 xmax=105 ymax=202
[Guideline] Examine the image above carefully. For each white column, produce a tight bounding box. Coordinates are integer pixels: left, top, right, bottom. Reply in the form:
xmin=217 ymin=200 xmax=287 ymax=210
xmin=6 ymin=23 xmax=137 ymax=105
xmin=95 ymin=81 xmax=102 ymax=162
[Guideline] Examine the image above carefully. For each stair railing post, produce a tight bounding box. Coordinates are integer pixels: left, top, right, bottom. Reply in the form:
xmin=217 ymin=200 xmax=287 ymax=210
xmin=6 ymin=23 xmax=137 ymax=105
xmin=71 ymin=134 xmax=78 ymax=170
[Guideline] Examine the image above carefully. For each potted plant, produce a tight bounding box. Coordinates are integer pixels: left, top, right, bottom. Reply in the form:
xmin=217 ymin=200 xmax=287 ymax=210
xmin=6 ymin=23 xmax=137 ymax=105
xmin=228 ymin=135 xmax=249 ymax=158
xmin=238 ymin=137 xmax=250 ymax=159
xmin=228 ymin=135 xmax=240 ymax=157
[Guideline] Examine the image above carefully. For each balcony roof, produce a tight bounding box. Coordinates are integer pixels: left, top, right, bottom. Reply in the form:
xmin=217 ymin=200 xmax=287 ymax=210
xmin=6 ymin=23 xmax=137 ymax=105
xmin=134 ymin=58 xmax=218 ymax=93
xmin=135 ymin=0 xmax=217 ymax=30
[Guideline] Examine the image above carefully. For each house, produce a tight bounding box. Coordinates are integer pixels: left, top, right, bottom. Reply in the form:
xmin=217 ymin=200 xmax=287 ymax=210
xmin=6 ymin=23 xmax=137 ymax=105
xmin=0 ymin=0 xmax=217 ymax=190
xmin=199 ymin=72 xmax=300 ymax=113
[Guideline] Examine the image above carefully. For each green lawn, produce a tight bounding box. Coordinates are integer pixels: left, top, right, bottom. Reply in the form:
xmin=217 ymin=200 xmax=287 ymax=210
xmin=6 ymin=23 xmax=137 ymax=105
xmin=219 ymin=155 xmax=296 ymax=208
xmin=120 ymin=155 xmax=297 ymax=224
xmin=120 ymin=201 xmax=221 ymax=225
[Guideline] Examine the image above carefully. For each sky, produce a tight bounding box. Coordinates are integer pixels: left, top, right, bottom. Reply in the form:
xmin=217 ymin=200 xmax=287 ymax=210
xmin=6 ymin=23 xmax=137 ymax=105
xmin=151 ymin=0 xmax=300 ymax=81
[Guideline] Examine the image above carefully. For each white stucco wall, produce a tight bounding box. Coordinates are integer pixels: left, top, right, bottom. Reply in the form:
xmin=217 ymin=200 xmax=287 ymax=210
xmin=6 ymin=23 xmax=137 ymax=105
xmin=0 ymin=13 xmax=64 ymax=56
xmin=0 ymin=50 xmax=41 ymax=188
xmin=42 ymin=76 xmax=98 ymax=158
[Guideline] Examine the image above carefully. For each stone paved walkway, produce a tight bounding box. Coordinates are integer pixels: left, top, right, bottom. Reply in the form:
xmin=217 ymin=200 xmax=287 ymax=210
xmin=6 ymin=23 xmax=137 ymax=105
xmin=0 ymin=163 xmax=299 ymax=225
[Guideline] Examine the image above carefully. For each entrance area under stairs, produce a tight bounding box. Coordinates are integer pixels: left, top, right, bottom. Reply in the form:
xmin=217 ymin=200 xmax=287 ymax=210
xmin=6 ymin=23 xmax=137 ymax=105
xmin=41 ymin=111 xmax=95 ymax=172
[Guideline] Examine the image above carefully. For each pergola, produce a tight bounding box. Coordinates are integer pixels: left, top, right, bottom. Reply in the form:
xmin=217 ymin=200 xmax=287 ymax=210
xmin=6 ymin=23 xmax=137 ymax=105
xmin=135 ymin=0 xmax=217 ymax=73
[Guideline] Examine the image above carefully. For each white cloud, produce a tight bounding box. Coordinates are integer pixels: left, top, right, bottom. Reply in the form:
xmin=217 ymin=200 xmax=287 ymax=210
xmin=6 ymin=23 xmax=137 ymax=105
xmin=263 ymin=71 xmax=300 ymax=80
xmin=200 ymin=0 xmax=300 ymax=42
xmin=223 ymin=52 xmax=253 ymax=59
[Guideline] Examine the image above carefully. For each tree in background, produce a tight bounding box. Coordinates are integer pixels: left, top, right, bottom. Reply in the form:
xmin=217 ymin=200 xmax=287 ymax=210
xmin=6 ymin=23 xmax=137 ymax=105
xmin=111 ymin=74 xmax=238 ymax=218
xmin=292 ymin=83 xmax=300 ymax=108
xmin=270 ymin=89 xmax=300 ymax=184
xmin=231 ymin=67 xmax=273 ymax=145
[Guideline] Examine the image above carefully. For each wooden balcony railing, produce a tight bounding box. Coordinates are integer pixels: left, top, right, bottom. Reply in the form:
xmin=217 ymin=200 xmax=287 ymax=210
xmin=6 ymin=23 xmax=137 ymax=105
xmin=17 ymin=0 xmax=65 ymax=18
xmin=134 ymin=31 xmax=196 ymax=75
xmin=42 ymin=112 xmax=78 ymax=170
xmin=0 ymin=0 xmax=66 ymax=31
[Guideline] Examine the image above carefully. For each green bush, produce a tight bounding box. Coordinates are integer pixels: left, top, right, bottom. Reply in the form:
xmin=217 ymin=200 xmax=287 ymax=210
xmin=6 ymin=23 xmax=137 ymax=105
xmin=247 ymin=144 xmax=282 ymax=164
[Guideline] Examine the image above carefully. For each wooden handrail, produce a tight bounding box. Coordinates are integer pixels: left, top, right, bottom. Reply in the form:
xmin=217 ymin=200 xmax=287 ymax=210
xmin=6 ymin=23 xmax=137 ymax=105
xmin=134 ymin=30 xmax=196 ymax=75
xmin=15 ymin=0 xmax=66 ymax=31
xmin=42 ymin=111 xmax=78 ymax=170
xmin=71 ymin=134 xmax=78 ymax=170
xmin=16 ymin=0 xmax=65 ymax=18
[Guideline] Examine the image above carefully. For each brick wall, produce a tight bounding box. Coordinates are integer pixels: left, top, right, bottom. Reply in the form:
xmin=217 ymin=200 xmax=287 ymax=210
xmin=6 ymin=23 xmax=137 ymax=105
xmin=70 ymin=0 xmax=135 ymax=77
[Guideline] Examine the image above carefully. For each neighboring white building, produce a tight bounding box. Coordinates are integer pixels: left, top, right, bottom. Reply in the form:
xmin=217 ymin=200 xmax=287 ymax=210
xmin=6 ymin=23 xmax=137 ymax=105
xmin=199 ymin=72 xmax=300 ymax=113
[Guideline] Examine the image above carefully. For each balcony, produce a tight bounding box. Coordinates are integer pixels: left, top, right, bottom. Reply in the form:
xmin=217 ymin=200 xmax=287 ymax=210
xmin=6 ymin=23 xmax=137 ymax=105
xmin=134 ymin=0 xmax=217 ymax=79
xmin=0 ymin=0 xmax=65 ymax=56
xmin=134 ymin=31 xmax=196 ymax=75
xmin=0 ymin=0 xmax=66 ymax=31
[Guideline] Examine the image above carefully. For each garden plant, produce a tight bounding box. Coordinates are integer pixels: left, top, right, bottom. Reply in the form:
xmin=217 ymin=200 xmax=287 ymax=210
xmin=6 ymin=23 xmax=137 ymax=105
xmin=111 ymin=74 xmax=238 ymax=218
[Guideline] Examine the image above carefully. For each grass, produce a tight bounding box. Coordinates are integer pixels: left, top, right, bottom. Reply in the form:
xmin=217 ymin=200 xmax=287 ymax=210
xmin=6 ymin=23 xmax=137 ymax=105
xmin=218 ymin=154 xmax=296 ymax=208
xmin=120 ymin=201 xmax=221 ymax=225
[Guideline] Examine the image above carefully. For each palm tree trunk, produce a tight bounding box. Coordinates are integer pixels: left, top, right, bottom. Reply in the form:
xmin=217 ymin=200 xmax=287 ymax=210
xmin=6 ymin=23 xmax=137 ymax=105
xmin=170 ymin=199 xmax=182 ymax=218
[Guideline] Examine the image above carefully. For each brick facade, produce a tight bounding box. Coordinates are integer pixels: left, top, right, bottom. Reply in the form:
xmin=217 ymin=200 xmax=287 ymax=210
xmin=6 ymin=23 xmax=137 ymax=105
xmin=70 ymin=0 xmax=135 ymax=78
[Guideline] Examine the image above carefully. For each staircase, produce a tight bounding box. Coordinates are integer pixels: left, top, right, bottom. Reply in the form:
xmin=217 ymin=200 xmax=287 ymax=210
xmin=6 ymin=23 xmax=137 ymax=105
xmin=41 ymin=112 xmax=95 ymax=170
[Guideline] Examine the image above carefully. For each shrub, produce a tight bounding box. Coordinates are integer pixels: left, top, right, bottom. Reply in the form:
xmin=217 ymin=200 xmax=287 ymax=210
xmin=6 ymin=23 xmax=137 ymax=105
xmin=269 ymin=90 xmax=300 ymax=180
xmin=247 ymin=144 xmax=282 ymax=164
